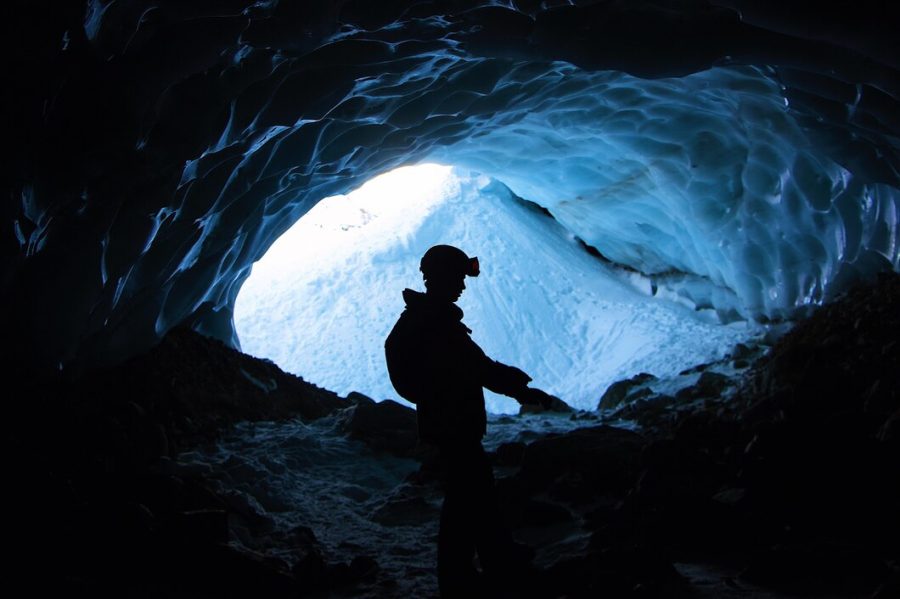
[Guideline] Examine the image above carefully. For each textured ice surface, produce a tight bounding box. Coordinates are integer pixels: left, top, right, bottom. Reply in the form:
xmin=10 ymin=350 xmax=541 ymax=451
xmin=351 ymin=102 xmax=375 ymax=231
xmin=201 ymin=63 xmax=899 ymax=375
xmin=235 ymin=166 xmax=756 ymax=413
xmin=424 ymin=65 xmax=899 ymax=321
xmin=11 ymin=2 xmax=900 ymax=374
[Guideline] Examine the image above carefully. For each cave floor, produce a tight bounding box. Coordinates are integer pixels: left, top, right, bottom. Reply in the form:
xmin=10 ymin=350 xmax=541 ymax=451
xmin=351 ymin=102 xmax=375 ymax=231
xmin=179 ymin=409 xmax=886 ymax=599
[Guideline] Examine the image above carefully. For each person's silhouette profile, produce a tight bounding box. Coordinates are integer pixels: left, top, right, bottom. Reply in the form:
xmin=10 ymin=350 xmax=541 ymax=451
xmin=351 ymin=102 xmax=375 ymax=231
xmin=385 ymin=244 xmax=550 ymax=597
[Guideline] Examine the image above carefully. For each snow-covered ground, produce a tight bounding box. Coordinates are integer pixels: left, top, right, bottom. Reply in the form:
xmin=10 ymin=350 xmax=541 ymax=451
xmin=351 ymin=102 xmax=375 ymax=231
xmin=179 ymin=409 xmax=793 ymax=599
xmin=177 ymin=410 xmax=606 ymax=599
xmin=234 ymin=165 xmax=760 ymax=413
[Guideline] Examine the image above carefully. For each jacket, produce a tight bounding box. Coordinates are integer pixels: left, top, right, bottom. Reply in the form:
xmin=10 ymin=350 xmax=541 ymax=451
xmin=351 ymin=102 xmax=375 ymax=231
xmin=384 ymin=289 xmax=529 ymax=444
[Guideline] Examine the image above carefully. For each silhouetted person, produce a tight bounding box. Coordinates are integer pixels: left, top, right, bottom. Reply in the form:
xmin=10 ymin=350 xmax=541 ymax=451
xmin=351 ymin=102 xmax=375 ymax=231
xmin=385 ymin=244 xmax=551 ymax=598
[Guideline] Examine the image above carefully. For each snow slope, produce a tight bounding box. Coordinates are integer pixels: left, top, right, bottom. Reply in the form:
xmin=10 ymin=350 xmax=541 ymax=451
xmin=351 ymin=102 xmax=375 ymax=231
xmin=234 ymin=165 xmax=758 ymax=413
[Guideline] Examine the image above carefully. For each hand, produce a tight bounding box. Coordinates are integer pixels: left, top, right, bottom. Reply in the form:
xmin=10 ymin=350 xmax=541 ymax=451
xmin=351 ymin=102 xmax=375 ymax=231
xmin=514 ymin=387 xmax=572 ymax=412
xmin=513 ymin=387 xmax=549 ymax=407
xmin=507 ymin=366 xmax=532 ymax=389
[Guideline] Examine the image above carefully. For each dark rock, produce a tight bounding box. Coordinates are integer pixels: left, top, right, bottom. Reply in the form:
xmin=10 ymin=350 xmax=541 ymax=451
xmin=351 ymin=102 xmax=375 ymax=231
xmin=496 ymin=441 xmax=527 ymax=467
xmin=292 ymin=548 xmax=328 ymax=592
xmin=348 ymin=555 xmax=380 ymax=581
xmin=678 ymin=362 xmax=711 ymax=375
xmin=872 ymin=568 xmax=900 ymax=599
xmin=544 ymin=546 xmax=686 ymax=598
xmin=302 ymin=552 xmax=382 ymax=591
xmin=345 ymin=391 xmax=375 ymax=404
xmin=610 ymin=394 xmax=676 ymax=430
xmin=289 ymin=525 xmax=318 ymax=546
xmin=370 ymin=493 xmax=436 ymax=526
xmin=520 ymin=499 xmax=574 ymax=527
xmin=598 ymin=373 xmax=657 ymax=410
xmin=65 ymin=326 xmax=349 ymax=453
xmin=675 ymin=371 xmax=730 ymax=400
xmin=342 ymin=397 xmax=418 ymax=456
xmin=740 ymin=543 xmax=889 ymax=596
xmin=636 ymin=439 xmax=722 ymax=504
xmin=517 ymin=426 xmax=645 ymax=499
xmin=730 ymin=342 xmax=755 ymax=360
xmin=218 ymin=489 xmax=270 ymax=524
xmin=159 ymin=509 xmax=229 ymax=545
xmin=519 ymin=388 xmax=574 ymax=414
xmin=326 ymin=562 xmax=353 ymax=588
xmin=582 ymin=495 xmax=623 ymax=533
xmin=877 ymin=407 xmax=900 ymax=443
xmin=624 ymin=433 xmax=757 ymax=552
xmin=194 ymin=544 xmax=299 ymax=598
xmin=711 ymin=487 xmax=746 ymax=506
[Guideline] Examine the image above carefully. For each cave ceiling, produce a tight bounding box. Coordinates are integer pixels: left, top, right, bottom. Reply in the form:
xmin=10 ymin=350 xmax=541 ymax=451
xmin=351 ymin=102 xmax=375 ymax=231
xmin=3 ymin=0 xmax=899 ymax=375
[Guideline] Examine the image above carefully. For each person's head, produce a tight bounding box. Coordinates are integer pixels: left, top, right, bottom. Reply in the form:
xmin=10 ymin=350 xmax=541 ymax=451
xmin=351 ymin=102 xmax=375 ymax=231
xmin=420 ymin=244 xmax=480 ymax=302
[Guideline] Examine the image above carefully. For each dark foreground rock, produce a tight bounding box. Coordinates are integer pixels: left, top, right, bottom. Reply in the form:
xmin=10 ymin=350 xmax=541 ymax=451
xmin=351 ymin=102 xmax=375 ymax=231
xmin=2 ymin=326 xmax=352 ymax=597
xmin=4 ymin=274 xmax=899 ymax=598
xmin=541 ymin=274 xmax=900 ymax=597
xmin=515 ymin=425 xmax=645 ymax=500
xmin=598 ymin=372 xmax=656 ymax=409
xmin=341 ymin=393 xmax=419 ymax=457
xmin=482 ymin=274 xmax=900 ymax=598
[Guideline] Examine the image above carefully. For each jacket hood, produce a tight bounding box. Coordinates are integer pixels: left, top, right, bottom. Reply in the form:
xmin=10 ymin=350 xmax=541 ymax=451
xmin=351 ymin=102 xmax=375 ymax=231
xmin=402 ymin=288 xmax=465 ymax=323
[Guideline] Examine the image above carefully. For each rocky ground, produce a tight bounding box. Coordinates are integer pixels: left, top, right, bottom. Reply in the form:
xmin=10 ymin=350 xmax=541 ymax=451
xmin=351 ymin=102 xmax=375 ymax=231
xmin=3 ymin=274 xmax=898 ymax=598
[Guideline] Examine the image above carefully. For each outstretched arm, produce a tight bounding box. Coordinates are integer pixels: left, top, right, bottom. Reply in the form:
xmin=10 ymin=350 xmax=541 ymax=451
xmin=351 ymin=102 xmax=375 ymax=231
xmin=482 ymin=359 xmax=532 ymax=397
xmin=482 ymin=359 xmax=570 ymax=411
xmin=513 ymin=387 xmax=570 ymax=411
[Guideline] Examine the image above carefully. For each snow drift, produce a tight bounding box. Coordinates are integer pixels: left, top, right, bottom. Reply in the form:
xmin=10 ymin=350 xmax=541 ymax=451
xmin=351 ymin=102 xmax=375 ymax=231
xmin=235 ymin=165 xmax=754 ymax=412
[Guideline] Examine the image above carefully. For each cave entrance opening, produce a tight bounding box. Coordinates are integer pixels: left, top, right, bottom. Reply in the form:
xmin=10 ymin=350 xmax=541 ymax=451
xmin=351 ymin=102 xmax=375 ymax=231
xmin=234 ymin=163 xmax=755 ymax=414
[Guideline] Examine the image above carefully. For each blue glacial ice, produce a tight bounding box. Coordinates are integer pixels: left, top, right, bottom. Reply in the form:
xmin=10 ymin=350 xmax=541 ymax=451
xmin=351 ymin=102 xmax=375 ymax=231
xmin=226 ymin=64 xmax=897 ymax=413
xmin=234 ymin=165 xmax=759 ymax=413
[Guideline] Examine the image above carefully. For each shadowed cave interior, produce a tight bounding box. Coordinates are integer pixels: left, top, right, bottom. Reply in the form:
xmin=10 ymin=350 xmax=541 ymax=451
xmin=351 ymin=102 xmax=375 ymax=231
xmin=3 ymin=1 xmax=900 ymax=597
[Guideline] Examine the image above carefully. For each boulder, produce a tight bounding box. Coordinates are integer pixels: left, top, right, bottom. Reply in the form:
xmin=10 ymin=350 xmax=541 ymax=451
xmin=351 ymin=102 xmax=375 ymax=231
xmin=675 ymin=371 xmax=730 ymax=401
xmin=343 ymin=395 xmax=418 ymax=457
xmin=740 ymin=543 xmax=890 ymax=596
xmin=517 ymin=426 xmax=646 ymax=498
xmin=598 ymin=373 xmax=656 ymax=410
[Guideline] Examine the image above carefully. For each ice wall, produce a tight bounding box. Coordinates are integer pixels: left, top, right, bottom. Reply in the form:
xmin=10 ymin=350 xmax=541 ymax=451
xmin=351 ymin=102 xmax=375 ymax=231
xmin=426 ymin=65 xmax=899 ymax=321
xmin=129 ymin=51 xmax=900 ymax=359
xmin=209 ymin=59 xmax=898 ymax=350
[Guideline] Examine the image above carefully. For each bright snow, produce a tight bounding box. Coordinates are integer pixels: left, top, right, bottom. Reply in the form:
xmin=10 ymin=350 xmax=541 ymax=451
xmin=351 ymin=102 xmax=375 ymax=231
xmin=234 ymin=164 xmax=758 ymax=413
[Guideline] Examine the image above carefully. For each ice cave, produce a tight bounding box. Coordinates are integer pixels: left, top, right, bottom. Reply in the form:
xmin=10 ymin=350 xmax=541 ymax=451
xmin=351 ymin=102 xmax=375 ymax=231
xmin=4 ymin=1 xmax=900 ymax=598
